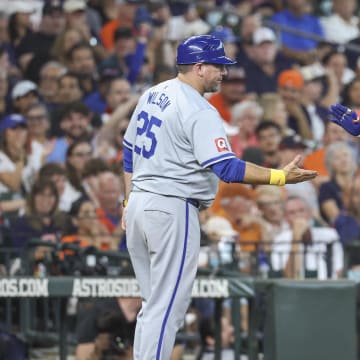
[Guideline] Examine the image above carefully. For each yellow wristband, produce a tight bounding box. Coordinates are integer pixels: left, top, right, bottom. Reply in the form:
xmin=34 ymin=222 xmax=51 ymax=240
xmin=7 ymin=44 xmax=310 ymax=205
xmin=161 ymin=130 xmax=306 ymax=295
xmin=269 ymin=169 xmax=286 ymax=186
xmin=122 ymin=199 xmax=128 ymax=208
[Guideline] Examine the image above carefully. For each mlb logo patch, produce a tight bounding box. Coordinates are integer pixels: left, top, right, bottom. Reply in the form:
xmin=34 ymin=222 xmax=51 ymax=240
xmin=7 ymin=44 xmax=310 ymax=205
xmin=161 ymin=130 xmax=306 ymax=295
xmin=215 ymin=137 xmax=229 ymax=152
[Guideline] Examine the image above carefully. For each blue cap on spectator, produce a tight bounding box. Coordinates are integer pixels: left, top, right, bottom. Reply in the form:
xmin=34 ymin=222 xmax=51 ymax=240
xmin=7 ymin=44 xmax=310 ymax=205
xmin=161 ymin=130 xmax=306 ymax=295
xmin=210 ymin=26 xmax=238 ymax=43
xmin=0 ymin=114 xmax=27 ymax=132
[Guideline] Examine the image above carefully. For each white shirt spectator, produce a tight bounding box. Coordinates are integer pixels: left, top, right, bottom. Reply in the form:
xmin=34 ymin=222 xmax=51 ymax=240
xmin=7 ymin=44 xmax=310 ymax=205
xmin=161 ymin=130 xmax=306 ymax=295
xmin=321 ymin=14 xmax=359 ymax=44
xmin=271 ymin=226 xmax=343 ymax=279
xmin=59 ymin=181 xmax=82 ymax=212
xmin=0 ymin=140 xmax=43 ymax=195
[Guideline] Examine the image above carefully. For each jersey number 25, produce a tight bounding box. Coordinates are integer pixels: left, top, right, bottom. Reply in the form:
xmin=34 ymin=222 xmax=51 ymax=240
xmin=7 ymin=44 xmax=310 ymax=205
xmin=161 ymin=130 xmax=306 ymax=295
xmin=134 ymin=110 xmax=162 ymax=159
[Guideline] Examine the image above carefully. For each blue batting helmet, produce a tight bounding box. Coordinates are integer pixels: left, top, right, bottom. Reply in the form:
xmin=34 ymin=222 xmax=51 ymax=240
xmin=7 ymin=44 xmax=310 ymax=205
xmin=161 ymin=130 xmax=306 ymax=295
xmin=176 ymin=35 xmax=237 ymax=65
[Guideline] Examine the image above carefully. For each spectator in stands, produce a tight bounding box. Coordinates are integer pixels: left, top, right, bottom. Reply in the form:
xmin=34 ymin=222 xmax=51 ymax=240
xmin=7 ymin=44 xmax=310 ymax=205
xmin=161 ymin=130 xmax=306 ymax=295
xmin=322 ymin=49 xmax=356 ymax=93
xmin=38 ymin=61 xmax=67 ymax=107
xmin=243 ymin=27 xmax=294 ymax=95
xmin=303 ymin=117 xmax=351 ymax=189
xmin=271 ymin=0 xmax=325 ymax=65
xmin=55 ymin=72 xmax=84 ymax=107
xmin=38 ymin=162 xmax=81 ymax=212
xmin=99 ymin=0 xmax=138 ymax=51
xmin=81 ymin=157 xmax=112 ymax=206
xmin=7 ymin=2 xmax=35 ymax=71
xmin=95 ymin=117 xmax=130 ymax=166
xmin=235 ymin=13 xmax=262 ymax=66
xmin=271 ymin=195 xmax=343 ymax=279
xmin=65 ymin=139 xmax=93 ymax=197
xmin=100 ymin=77 xmax=132 ymax=122
xmin=46 ymin=101 xmax=93 ymax=163
xmin=254 ymin=120 xmax=283 ymax=168
xmin=207 ymin=67 xmax=247 ymax=123
xmin=61 ymin=197 xmax=110 ymax=252
xmin=9 ymin=177 xmax=67 ymax=254
xmin=63 ymin=0 xmax=98 ymax=50
xmin=278 ymin=134 xmax=319 ymax=218
xmin=11 ymin=80 xmax=40 ymax=115
xmin=0 ymin=68 xmax=10 ymax=118
xmin=229 ymin=100 xmax=261 ymax=158
xmin=83 ymin=66 xmax=121 ymax=115
xmin=94 ymin=171 xmax=124 ymax=251
xmin=257 ymin=92 xmax=294 ymax=136
xmin=341 ymin=76 xmax=360 ymax=112
xmin=144 ymin=1 xmax=173 ymax=66
xmin=334 ymin=174 xmax=360 ymax=245
xmin=255 ymin=185 xmax=288 ymax=242
xmin=298 ymin=64 xmax=331 ymax=146
xmin=100 ymin=25 xmax=149 ymax=86
xmin=51 ymin=27 xmax=87 ymax=66
xmin=167 ymin=3 xmax=210 ymax=43
xmin=0 ymin=11 xmax=17 ymax=69
xmin=277 ymin=69 xmax=314 ymax=142
xmin=75 ymin=297 xmax=141 ymax=360
xmin=0 ymin=114 xmax=43 ymax=196
xmin=212 ymin=182 xmax=264 ymax=253
xmin=198 ymin=316 xmax=235 ymax=360
xmin=319 ymin=141 xmax=358 ymax=224
xmin=20 ymin=1 xmax=66 ymax=82
xmin=200 ymin=215 xmax=239 ymax=273
xmin=25 ymin=103 xmax=51 ymax=148
xmin=320 ymin=0 xmax=359 ymax=45
xmin=66 ymin=42 xmax=98 ymax=96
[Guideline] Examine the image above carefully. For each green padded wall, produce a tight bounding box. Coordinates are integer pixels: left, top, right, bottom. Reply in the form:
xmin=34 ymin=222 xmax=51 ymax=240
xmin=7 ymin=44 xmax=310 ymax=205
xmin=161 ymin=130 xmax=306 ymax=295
xmin=264 ymin=280 xmax=357 ymax=360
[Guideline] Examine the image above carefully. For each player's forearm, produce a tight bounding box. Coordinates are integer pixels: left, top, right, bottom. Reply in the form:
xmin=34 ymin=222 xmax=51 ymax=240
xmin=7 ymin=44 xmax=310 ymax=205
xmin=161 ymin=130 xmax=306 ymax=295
xmin=242 ymin=162 xmax=272 ymax=184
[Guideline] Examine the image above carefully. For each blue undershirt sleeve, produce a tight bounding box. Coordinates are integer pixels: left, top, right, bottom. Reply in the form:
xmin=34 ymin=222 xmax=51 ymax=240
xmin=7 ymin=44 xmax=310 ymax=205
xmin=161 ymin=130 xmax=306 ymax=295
xmin=123 ymin=146 xmax=133 ymax=173
xmin=210 ymin=158 xmax=246 ymax=183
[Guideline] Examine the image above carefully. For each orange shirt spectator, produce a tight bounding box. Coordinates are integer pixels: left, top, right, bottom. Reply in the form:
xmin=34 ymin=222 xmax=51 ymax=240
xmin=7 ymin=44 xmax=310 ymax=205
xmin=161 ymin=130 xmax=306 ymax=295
xmin=100 ymin=20 xmax=121 ymax=50
xmin=211 ymin=182 xmax=263 ymax=252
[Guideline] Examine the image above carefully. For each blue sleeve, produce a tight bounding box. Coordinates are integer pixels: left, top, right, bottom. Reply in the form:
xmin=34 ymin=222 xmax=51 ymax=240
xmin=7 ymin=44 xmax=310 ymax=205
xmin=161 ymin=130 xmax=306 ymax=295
xmin=210 ymin=158 xmax=246 ymax=183
xmin=123 ymin=146 xmax=133 ymax=172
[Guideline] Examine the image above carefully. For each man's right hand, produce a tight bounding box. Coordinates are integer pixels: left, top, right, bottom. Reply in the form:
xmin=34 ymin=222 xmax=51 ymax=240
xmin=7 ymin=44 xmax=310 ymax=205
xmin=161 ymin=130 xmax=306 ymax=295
xmin=283 ymin=155 xmax=317 ymax=184
xmin=330 ymin=103 xmax=360 ymax=136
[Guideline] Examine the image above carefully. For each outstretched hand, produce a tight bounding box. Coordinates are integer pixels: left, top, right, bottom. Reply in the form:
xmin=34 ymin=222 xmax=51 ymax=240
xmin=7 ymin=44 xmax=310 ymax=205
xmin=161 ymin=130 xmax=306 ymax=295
xmin=282 ymin=155 xmax=317 ymax=184
xmin=329 ymin=103 xmax=360 ymax=136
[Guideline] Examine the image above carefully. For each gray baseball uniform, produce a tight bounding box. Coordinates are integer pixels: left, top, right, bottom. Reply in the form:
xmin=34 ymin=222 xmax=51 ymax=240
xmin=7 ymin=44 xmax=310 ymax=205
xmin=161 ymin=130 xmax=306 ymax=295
xmin=123 ymin=78 xmax=235 ymax=359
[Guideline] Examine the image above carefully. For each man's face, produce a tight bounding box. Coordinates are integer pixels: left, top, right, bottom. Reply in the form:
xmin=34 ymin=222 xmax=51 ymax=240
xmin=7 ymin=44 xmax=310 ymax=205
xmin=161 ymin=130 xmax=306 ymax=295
xmin=285 ymin=198 xmax=311 ymax=225
xmin=26 ymin=106 xmax=49 ymax=138
xmin=70 ymin=48 xmax=96 ymax=76
xmin=220 ymin=79 xmax=246 ymax=104
xmin=198 ymin=63 xmax=228 ymax=93
xmin=106 ymin=79 xmax=131 ymax=110
xmin=257 ymin=127 xmax=282 ymax=154
xmin=114 ymin=37 xmax=135 ymax=57
xmin=42 ymin=11 xmax=66 ymax=35
xmin=278 ymin=86 xmax=302 ymax=102
xmin=60 ymin=111 xmax=90 ymax=139
xmin=14 ymin=92 xmax=39 ymax=114
xmin=252 ymin=42 xmax=277 ymax=64
xmin=57 ymin=76 xmax=82 ymax=103
xmin=39 ymin=65 xmax=63 ymax=98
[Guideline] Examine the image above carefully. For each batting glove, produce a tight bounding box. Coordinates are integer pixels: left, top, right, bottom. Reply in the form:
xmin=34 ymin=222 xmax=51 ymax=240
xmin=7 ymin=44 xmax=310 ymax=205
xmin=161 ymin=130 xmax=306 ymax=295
xmin=330 ymin=103 xmax=360 ymax=136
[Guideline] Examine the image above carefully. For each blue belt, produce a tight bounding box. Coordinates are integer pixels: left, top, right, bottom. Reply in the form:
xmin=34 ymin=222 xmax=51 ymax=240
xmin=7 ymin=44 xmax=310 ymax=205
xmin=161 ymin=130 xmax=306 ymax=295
xmin=187 ymin=198 xmax=200 ymax=208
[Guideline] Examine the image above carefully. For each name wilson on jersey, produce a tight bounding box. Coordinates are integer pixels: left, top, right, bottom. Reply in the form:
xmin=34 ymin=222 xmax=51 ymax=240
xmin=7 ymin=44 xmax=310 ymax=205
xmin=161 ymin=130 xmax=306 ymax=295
xmin=147 ymin=91 xmax=171 ymax=112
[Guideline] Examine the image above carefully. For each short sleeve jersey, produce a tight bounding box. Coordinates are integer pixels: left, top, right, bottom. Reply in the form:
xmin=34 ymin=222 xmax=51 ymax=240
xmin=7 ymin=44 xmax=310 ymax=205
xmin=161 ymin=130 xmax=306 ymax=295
xmin=123 ymin=78 xmax=236 ymax=208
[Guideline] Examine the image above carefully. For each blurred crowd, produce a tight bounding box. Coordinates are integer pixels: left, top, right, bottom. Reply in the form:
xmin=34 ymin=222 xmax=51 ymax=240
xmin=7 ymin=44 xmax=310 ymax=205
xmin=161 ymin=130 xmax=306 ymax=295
xmin=0 ymin=0 xmax=360 ymax=358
